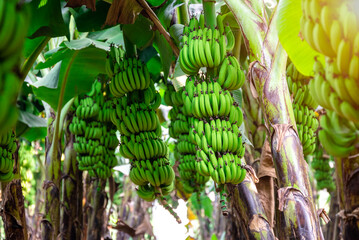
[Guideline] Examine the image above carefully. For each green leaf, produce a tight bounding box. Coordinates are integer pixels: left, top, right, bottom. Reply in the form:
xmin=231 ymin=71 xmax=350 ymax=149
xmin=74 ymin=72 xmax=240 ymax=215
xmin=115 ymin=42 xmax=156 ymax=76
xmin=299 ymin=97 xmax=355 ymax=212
xmin=211 ymin=233 xmax=218 ymax=240
xmin=147 ymin=0 xmax=166 ymax=7
xmin=153 ymin=31 xmax=173 ymax=80
xmin=16 ymin=111 xmax=47 ymax=141
xmin=146 ymin=56 xmax=162 ymax=77
xmin=87 ymin=25 xmax=124 ymax=46
xmin=27 ymin=0 xmax=69 ymax=39
xmin=169 ymin=24 xmax=184 ymax=46
xmin=155 ymin=0 xmax=183 ymax=29
xmin=18 ymin=111 xmax=47 ymax=128
xmin=122 ymin=15 xmax=154 ymax=50
xmin=232 ymin=89 xmax=242 ymax=108
xmin=32 ymin=39 xmax=109 ymax=110
xmin=277 ymin=0 xmax=325 ymax=76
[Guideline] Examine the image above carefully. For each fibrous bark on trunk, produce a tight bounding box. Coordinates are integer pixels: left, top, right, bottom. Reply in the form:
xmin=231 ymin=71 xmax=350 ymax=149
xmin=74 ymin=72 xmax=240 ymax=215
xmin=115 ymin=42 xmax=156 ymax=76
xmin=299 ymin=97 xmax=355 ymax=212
xmin=42 ymin=112 xmax=62 ymax=240
xmin=60 ymin=113 xmax=83 ymax=240
xmin=335 ymin=155 xmax=359 ymax=240
xmin=1 ymin=141 xmax=28 ymax=240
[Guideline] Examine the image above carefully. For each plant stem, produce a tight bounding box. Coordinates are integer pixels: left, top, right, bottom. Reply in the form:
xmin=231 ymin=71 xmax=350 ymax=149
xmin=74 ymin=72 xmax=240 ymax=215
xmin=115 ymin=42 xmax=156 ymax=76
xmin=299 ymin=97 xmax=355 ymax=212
xmin=60 ymin=113 xmax=83 ymax=240
xmin=203 ymin=0 xmax=216 ymax=30
xmin=226 ymin=0 xmax=323 ymax=238
xmin=136 ymin=0 xmax=180 ymax=57
xmin=43 ymin=51 xmax=79 ymax=239
xmin=177 ymin=0 xmax=189 ymax=25
xmin=20 ymin=36 xmax=51 ymax=82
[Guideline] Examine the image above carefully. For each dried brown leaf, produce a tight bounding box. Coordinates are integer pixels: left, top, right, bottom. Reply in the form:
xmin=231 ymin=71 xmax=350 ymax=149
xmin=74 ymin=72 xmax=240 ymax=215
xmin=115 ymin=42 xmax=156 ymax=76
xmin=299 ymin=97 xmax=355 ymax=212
xmin=257 ymin=140 xmax=276 ymax=179
xmin=105 ymin=0 xmax=143 ymax=26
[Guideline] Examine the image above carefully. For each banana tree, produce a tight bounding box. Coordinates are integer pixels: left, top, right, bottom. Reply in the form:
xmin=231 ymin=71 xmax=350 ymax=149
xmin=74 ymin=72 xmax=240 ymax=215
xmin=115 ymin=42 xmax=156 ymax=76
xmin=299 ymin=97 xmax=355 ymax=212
xmin=225 ymin=0 xmax=323 ymax=238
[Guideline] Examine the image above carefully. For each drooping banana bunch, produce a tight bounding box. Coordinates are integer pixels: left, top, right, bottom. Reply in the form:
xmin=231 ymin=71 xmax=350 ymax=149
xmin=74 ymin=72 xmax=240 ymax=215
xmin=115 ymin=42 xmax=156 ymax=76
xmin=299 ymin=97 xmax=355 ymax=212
xmin=70 ymin=80 xmax=119 ymax=179
xmin=318 ymin=110 xmax=359 ymax=158
xmin=0 ymin=0 xmax=29 ymax=137
xmin=286 ymin=63 xmax=319 ymax=155
xmin=311 ymin=147 xmax=335 ymax=192
xmin=179 ymin=15 xmax=245 ymax=92
xmin=178 ymin=12 xmax=247 ymax=186
xmin=181 ymin=75 xmax=246 ymax=185
xmin=166 ymin=85 xmax=209 ymax=194
xmin=106 ymin=46 xmax=180 ymax=222
xmin=301 ymin=0 xmax=359 ymax=122
xmin=0 ymin=131 xmax=17 ymax=182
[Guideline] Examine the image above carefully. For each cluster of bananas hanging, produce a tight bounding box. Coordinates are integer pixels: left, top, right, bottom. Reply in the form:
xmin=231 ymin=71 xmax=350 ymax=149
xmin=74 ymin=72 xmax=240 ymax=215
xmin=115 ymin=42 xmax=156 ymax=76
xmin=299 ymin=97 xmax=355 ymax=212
xmin=0 ymin=131 xmax=16 ymax=182
xmin=311 ymin=147 xmax=335 ymax=192
xmin=286 ymin=63 xmax=319 ymax=155
xmin=106 ymin=47 xmax=176 ymax=208
xmin=179 ymin=15 xmax=244 ymax=91
xmin=301 ymin=0 xmax=359 ymax=122
xmin=0 ymin=0 xmax=29 ymax=137
xmin=70 ymin=80 xmax=119 ymax=179
xmin=166 ymin=85 xmax=209 ymax=194
xmin=178 ymin=13 xmax=247 ymax=186
xmin=318 ymin=110 xmax=359 ymax=158
xmin=182 ymin=75 xmax=246 ymax=185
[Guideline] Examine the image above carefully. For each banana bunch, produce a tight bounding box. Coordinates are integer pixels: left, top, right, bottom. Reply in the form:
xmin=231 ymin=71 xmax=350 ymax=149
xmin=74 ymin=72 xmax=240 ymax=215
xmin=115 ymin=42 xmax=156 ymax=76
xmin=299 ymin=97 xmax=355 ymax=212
xmin=108 ymin=54 xmax=175 ymax=198
xmin=111 ymin=93 xmax=161 ymax=137
xmin=301 ymin=0 xmax=359 ymax=122
xmin=301 ymin=0 xmax=359 ymax=60
xmin=70 ymin=80 xmax=119 ymax=179
xmin=0 ymin=0 xmax=29 ymax=72
xmin=181 ymin=74 xmax=246 ymax=185
xmin=287 ymin=63 xmax=319 ymax=155
xmin=183 ymin=76 xmax=243 ymax=122
xmin=318 ymin=110 xmax=358 ymax=158
xmin=311 ymin=147 xmax=335 ymax=192
xmin=0 ymin=131 xmax=16 ymax=182
xmin=164 ymin=84 xmax=183 ymax=107
xmin=310 ymin=60 xmax=359 ymax=122
xmin=164 ymin=84 xmax=210 ymax=194
xmin=0 ymin=73 xmax=20 ymax=136
xmin=287 ymin=64 xmax=317 ymax=110
xmin=0 ymin=0 xmax=29 ymax=137
xmin=179 ymin=14 xmax=234 ymax=75
xmin=189 ymin=118 xmax=245 ymax=155
xmin=106 ymin=47 xmax=152 ymax=97
xmin=293 ymin=104 xmax=319 ymax=155
xmin=119 ymin=132 xmax=168 ymax=160
xmin=177 ymin=135 xmax=196 ymax=155
xmin=218 ymin=55 xmax=246 ymax=90
xmin=196 ymin=151 xmax=246 ymax=185
xmin=129 ymin=158 xmax=174 ymax=188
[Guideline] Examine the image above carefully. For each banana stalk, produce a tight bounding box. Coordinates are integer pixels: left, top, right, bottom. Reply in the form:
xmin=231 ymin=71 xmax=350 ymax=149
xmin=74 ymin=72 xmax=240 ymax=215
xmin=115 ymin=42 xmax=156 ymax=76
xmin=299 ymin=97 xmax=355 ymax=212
xmin=60 ymin=113 xmax=83 ymax=240
xmin=177 ymin=0 xmax=189 ymax=25
xmin=42 ymin=53 xmax=77 ymax=239
xmin=42 ymin=113 xmax=62 ymax=240
xmin=334 ymin=155 xmax=359 ymax=239
xmin=0 ymin=141 xmax=28 ymax=239
xmin=225 ymin=0 xmax=323 ymax=238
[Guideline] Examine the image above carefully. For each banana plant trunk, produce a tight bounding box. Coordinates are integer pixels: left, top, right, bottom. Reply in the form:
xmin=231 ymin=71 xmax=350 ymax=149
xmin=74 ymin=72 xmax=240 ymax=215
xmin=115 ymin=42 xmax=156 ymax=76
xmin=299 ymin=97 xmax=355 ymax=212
xmin=1 ymin=140 xmax=28 ymax=240
xmin=335 ymin=155 xmax=359 ymax=239
xmin=60 ymin=113 xmax=83 ymax=240
xmin=87 ymin=179 xmax=107 ymax=240
xmin=227 ymin=178 xmax=275 ymax=240
xmin=42 ymin=113 xmax=62 ymax=240
xmin=225 ymin=0 xmax=323 ymax=238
